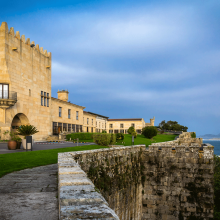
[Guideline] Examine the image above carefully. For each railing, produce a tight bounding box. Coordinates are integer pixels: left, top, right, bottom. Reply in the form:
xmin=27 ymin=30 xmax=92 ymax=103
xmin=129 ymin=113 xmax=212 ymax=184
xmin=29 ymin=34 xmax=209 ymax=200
xmin=0 ymin=91 xmax=17 ymax=101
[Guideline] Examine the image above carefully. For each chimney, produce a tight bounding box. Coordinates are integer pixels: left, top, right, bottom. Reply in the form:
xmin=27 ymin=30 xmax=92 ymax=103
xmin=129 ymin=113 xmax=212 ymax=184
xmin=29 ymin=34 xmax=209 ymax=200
xmin=57 ymin=90 xmax=69 ymax=102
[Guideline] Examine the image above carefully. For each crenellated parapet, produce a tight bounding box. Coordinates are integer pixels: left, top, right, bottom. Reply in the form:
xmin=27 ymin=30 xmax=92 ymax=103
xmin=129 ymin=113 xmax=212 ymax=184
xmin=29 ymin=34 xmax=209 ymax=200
xmin=0 ymin=21 xmax=51 ymax=58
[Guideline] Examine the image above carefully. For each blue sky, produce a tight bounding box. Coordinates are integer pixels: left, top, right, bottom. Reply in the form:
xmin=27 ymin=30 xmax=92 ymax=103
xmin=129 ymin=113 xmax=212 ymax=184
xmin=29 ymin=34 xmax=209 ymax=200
xmin=1 ymin=0 xmax=220 ymax=135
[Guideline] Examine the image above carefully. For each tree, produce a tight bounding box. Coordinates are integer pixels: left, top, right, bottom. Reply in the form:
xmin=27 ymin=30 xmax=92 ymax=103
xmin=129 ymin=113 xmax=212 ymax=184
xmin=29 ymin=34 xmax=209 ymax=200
xmin=142 ymin=126 xmax=157 ymax=139
xmin=128 ymin=126 xmax=135 ymax=134
xmin=159 ymin=120 xmax=188 ymax=132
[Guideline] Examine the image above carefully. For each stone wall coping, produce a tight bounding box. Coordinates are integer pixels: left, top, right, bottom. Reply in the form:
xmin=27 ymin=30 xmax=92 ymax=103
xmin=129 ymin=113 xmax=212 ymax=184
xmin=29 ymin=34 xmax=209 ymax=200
xmin=58 ymin=145 xmax=145 ymax=219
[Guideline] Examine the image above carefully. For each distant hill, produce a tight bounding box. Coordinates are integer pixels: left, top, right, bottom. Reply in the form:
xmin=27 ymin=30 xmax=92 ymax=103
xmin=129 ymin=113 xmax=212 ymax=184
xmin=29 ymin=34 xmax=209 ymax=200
xmin=198 ymin=133 xmax=220 ymax=139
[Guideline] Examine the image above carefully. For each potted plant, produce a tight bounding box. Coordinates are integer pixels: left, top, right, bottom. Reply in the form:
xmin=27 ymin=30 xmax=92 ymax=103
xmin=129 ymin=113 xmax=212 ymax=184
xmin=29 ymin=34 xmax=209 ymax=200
xmin=17 ymin=125 xmax=39 ymax=149
xmin=3 ymin=130 xmax=21 ymax=150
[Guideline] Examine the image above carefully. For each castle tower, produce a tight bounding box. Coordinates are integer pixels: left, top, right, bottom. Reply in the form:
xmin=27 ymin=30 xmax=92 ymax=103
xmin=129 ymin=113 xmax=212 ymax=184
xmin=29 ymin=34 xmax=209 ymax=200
xmin=0 ymin=21 xmax=52 ymax=140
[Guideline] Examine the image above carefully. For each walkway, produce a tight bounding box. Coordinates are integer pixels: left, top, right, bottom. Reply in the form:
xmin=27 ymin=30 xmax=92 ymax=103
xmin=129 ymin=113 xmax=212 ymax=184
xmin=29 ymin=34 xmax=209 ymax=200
xmin=0 ymin=164 xmax=59 ymax=220
xmin=0 ymin=142 xmax=96 ymax=154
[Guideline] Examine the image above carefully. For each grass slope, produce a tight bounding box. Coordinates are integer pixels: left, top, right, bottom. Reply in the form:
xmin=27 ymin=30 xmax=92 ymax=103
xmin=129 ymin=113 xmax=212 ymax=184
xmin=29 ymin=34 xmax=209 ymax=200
xmin=116 ymin=133 xmax=177 ymax=147
xmin=0 ymin=145 xmax=108 ymax=178
xmin=0 ymin=133 xmax=177 ymax=178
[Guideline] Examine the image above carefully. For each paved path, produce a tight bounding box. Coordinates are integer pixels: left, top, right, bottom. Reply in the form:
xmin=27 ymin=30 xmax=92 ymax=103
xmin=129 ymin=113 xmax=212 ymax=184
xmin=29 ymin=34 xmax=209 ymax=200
xmin=0 ymin=164 xmax=59 ymax=220
xmin=0 ymin=142 xmax=96 ymax=154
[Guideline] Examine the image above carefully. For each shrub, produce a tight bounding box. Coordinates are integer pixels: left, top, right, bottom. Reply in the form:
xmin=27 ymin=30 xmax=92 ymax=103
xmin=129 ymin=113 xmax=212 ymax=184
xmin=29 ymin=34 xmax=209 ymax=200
xmin=131 ymin=131 xmax=137 ymax=138
xmin=102 ymin=130 xmax=107 ymax=133
xmin=93 ymin=133 xmax=116 ymax=146
xmin=160 ymin=130 xmax=165 ymax=134
xmin=116 ymin=133 xmax=124 ymax=141
xmin=142 ymin=126 xmax=157 ymax=139
xmin=17 ymin=125 xmax=39 ymax=138
xmin=66 ymin=132 xmax=95 ymax=140
xmin=191 ymin=132 xmax=196 ymax=138
xmin=127 ymin=126 xmax=135 ymax=134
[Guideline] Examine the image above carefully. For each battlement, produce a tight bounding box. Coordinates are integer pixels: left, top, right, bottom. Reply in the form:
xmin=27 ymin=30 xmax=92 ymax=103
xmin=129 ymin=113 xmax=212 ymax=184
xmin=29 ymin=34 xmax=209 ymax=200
xmin=0 ymin=22 xmax=51 ymax=57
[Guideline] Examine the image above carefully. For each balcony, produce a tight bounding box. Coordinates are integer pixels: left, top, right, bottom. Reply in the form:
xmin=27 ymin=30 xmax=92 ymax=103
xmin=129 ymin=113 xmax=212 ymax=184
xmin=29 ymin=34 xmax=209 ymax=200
xmin=0 ymin=91 xmax=17 ymax=109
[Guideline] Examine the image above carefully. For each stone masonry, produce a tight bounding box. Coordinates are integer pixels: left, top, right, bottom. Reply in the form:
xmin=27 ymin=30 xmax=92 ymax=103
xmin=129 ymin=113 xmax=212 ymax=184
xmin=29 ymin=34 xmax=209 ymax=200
xmin=58 ymin=133 xmax=214 ymax=220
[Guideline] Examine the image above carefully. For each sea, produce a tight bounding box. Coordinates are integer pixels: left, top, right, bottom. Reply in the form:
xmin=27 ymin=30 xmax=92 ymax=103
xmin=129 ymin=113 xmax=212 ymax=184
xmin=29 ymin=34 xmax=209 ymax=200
xmin=203 ymin=140 xmax=220 ymax=156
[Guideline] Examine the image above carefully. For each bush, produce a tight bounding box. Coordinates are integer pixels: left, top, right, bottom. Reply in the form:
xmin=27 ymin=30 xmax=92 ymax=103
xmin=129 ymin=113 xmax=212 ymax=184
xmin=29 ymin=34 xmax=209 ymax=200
xmin=116 ymin=133 xmax=124 ymax=141
xmin=160 ymin=130 xmax=165 ymax=134
xmin=66 ymin=132 xmax=95 ymax=140
xmin=93 ymin=133 xmax=116 ymax=146
xmin=142 ymin=126 xmax=157 ymax=139
xmin=102 ymin=130 xmax=107 ymax=133
xmin=191 ymin=132 xmax=196 ymax=138
xmin=128 ymin=126 xmax=135 ymax=134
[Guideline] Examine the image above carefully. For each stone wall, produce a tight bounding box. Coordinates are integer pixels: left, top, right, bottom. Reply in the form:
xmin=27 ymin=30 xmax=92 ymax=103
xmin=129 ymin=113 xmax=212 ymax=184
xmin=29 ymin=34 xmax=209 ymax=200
xmin=58 ymin=145 xmax=145 ymax=220
xmin=58 ymin=133 xmax=214 ymax=220
xmin=142 ymin=133 xmax=214 ymax=220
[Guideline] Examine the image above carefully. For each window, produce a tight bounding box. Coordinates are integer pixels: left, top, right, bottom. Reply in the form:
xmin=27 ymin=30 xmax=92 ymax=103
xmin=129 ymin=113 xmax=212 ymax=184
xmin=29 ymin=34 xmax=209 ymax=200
xmin=53 ymin=122 xmax=58 ymax=135
xmin=63 ymin=123 xmax=67 ymax=132
xmin=68 ymin=109 xmax=71 ymax=119
xmin=29 ymin=89 xmax=31 ymax=97
xmin=92 ymin=119 xmax=93 ymax=125
xmin=109 ymin=124 xmax=113 ymax=128
xmin=131 ymin=123 xmax=135 ymax=128
xmin=76 ymin=125 xmax=79 ymax=132
xmin=87 ymin=118 xmax=89 ymax=125
xmin=59 ymin=107 xmax=62 ymax=117
xmin=72 ymin=124 xmax=76 ymax=133
xmin=120 ymin=124 xmax=124 ymax=128
xmin=120 ymin=129 xmax=124 ymax=134
xmin=0 ymin=84 xmax=9 ymax=99
xmin=91 ymin=127 xmax=93 ymax=132
xmin=76 ymin=111 xmax=79 ymax=120
xmin=68 ymin=124 xmax=71 ymax=132
xmin=41 ymin=91 xmax=49 ymax=107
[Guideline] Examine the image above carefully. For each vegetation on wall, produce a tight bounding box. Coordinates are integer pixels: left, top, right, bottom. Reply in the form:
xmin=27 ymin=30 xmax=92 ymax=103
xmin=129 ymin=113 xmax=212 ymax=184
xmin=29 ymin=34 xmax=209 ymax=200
xmin=76 ymin=148 xmax=145 ymax=196
xmin=214 ymin=155 xmax=220 ymax=219
xmin=159 ymin=120 xmax=188 ymax=132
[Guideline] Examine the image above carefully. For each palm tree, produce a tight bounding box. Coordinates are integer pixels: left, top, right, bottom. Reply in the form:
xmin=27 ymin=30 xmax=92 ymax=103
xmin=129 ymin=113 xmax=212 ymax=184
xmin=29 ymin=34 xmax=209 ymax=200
xmin=17 ymin=125 xmax=39 ymax=138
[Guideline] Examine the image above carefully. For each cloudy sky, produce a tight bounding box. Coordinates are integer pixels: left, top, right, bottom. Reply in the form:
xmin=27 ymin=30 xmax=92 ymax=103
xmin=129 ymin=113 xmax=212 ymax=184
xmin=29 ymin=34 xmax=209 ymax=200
xmin=1 ymin=0 xmax=220 ymax=135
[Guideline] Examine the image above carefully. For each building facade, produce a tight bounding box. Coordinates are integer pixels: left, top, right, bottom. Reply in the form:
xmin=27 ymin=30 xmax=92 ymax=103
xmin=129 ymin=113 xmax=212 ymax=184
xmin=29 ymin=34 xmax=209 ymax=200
xmin=0 ymin=22 xmax=155 ymax=141
xmin=107 ymin=117 xmax=155 ymax=134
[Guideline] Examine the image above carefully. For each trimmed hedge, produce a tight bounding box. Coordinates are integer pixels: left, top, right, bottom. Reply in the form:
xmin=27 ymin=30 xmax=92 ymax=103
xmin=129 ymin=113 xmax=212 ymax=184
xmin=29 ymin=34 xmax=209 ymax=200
xmin=66 ymin=133 xmax=96 ymax=140
xmin=93 ymin=133 xmax=116 ymax=146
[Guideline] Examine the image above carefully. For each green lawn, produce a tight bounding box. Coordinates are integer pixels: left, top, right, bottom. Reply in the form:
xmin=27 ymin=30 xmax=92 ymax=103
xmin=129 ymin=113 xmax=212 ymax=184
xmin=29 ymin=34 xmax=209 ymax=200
xmin=0 ymin=145 xmax=108 ymax=178
xmin=0 ymin=133 xmax=177 ymax=178
xmin=114 ymin=133 xmax=177 ymax=147
xmin=74 ymin=134 xmax=177 ymax=147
